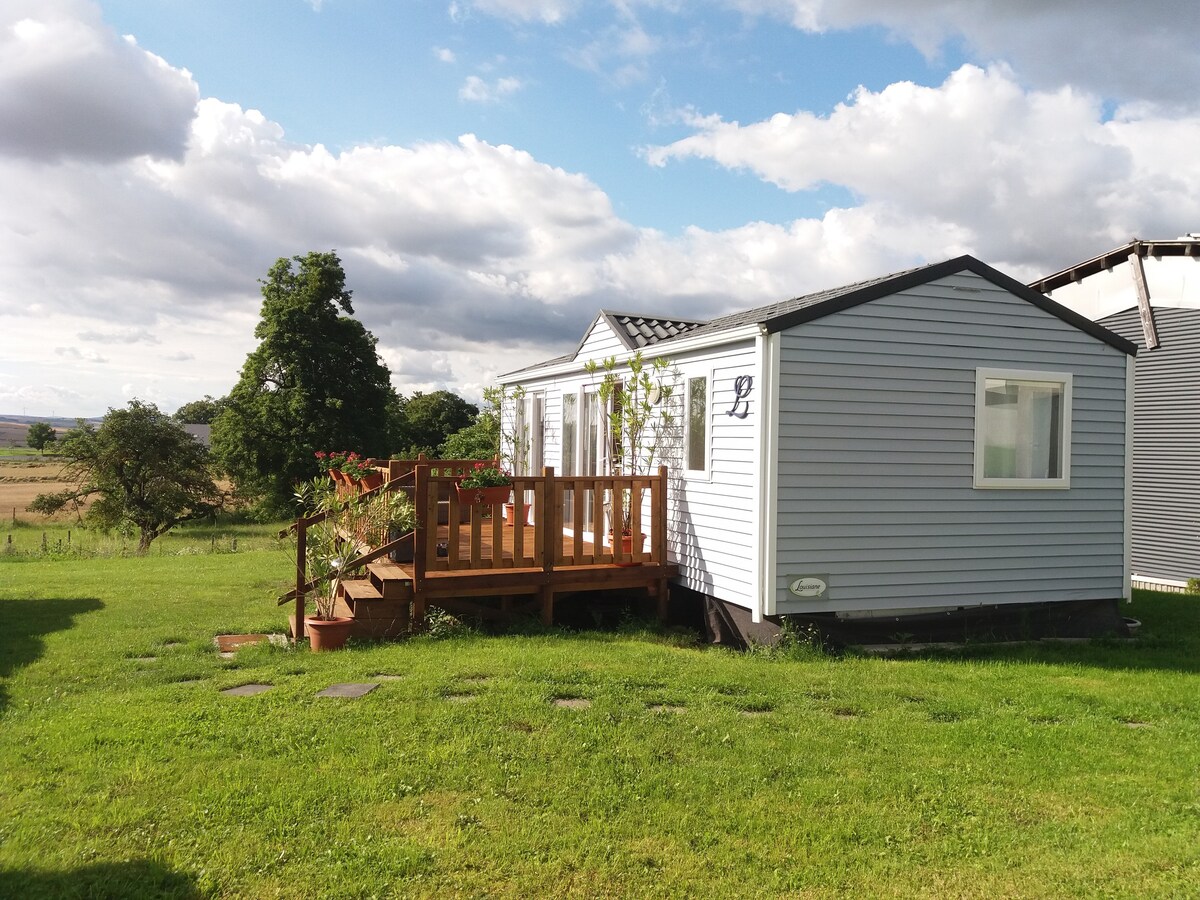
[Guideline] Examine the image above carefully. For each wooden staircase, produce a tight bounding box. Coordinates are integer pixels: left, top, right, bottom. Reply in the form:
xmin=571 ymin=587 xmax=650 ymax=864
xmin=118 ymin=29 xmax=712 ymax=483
xmin=336 ymin=561 xmax=414 ymax=639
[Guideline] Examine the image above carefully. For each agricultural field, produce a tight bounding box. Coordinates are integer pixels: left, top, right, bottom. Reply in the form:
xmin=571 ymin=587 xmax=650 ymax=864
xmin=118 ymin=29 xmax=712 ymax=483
xmin=1 ymin=529 xmax=1198 ymax=898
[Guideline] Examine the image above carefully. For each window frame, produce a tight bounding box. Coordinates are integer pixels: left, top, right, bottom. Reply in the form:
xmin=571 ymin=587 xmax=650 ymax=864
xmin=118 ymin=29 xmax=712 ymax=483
xmin=683 ymin=370 xmax=712 ymax=479
xmin=973 ymin=367 xmax=1073 ymax=490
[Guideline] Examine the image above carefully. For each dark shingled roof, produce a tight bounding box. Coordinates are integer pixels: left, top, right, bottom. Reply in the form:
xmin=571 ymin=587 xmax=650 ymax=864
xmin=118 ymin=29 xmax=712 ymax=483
xmin=502 ymin=256 xmax=1136 ymax=379
xmin=601 ymin=311 xmax=709 ymax=350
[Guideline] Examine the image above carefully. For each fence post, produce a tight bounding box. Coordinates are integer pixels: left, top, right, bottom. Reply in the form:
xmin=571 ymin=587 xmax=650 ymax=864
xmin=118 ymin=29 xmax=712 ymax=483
xmin=294 ymin=521 xmax=306 ymax=642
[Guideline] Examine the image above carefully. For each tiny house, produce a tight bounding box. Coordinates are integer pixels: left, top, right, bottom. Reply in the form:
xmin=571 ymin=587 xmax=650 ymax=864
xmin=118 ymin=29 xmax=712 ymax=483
xmin=1032 ymin=236 xmax=1200 ymax=591
xmin=501 ymin=256 xmax=1136 ymax=634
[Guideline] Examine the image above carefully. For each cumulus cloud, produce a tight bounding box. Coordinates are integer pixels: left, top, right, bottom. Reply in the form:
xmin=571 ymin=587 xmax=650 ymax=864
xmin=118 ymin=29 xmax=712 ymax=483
xmin=720 ymin=0 xmax=1200 ymax=108
xmin=4 ymin=1 xmax=1199 ymax=416
xmin=0 ymin=0 xmax=198 ymax=162
xmin=433 ymin=46 xmax=457 ymax=63
xmin=458 ymin=74 xmax=524 ymax=102
xmin=645 ymin=64 xmax=1200 ymax=272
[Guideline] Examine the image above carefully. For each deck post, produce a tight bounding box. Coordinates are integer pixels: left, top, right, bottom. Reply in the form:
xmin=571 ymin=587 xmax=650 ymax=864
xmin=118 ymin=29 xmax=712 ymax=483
xmin=293 ymin=521 xmax=307 ymax=642
xmin=412 ymin=463 xmax=429 ymax=631
xmin=539 ymin=585 xmax=554 ymax=626
xmin=541 ymin=467 xmax=556 ymax=576
xmin=656 ymin=466 xmax=669 ymax=623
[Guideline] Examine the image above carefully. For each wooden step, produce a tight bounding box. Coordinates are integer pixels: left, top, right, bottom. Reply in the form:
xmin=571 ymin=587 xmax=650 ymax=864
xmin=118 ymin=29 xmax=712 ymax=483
xmin=367 ymin=561 xmax=414 ymax=600
xmin=341 ymin=579 xmax=383 ymax=609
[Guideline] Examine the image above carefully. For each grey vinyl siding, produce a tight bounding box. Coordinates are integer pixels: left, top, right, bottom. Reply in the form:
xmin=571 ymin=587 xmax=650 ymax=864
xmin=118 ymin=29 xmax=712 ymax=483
xmin=1100 ymin=306 xmax=1200 ymax=583
xmin=774 ymin=272 xmax=1129 ymax=614
xmin=667 ymin=343 xmax=758 ymax=607
xmin=505 ymin=341 xmax=760 ymax=610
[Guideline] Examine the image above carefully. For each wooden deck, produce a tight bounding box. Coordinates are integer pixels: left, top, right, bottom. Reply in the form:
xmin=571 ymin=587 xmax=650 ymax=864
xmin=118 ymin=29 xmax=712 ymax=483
xmin=284 ymin=457 xmax=678 ymax=640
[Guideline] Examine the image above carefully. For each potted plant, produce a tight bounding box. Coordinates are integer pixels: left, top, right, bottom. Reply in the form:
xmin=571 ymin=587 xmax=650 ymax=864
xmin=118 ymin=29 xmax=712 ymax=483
xmin=342 ymin=453 xmax=383 ymax=492
xmin=315 ymin=450 xmax=352 ymax=490
xmin=291 ymin=479 xmax=356 ymax=650
xmin=588 ymin=350 xmax=676 ymax=562
xmin=456 ymin=462 xmax=512 ymax=505
xmin=304 ymin=531 xmax=355 ymax=651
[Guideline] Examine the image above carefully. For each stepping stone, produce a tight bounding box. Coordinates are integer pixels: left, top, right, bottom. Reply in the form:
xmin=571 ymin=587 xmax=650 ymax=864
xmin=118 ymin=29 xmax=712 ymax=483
xmin=218 ymin=652 xmax=236 ymax=660
xmin=214 ymin=634 xmax=277 ymax=653
xmin=371 ymin=674 xmax=405 ymax=681
xmin=444 ymin=693 xmax=476 ymax=703
xmin=553 ymin=698 xmax=591 ymax=710
xmin=648 ymin=704 xmax=686 ymax=714
xmin=132 ymin=656 xmax=158 ymax=663
xmin=221 ymin=684 xmax=273 ymax=697
xmin=739 ymin=708 xmax=772 ymax=718
xmin=1124 ymin=720 xmax=1152 ymax=729
xmin=316 ymin=683 xmax=379 ymax=699
xmin=175 ymin=679 xmax=205 ymax=687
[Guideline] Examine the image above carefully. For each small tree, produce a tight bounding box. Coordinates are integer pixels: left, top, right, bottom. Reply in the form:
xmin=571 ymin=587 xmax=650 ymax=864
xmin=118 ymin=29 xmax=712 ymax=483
xmin=586 ymin=352 xmax=676 ymax=533
xmin=28 ymin=400 xmax=221 ymax=553
xmin=26 ymin=422 xmax=56 ymax=456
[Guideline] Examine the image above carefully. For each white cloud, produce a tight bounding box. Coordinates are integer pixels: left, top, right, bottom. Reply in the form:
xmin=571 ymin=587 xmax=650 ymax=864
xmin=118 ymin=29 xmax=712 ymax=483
xmin=458 ymin=74 xmax=524 ymax=103
xmin=3 ymin=2 xmax=1199 ymax=417
xmin=469 ymin=0 xmax=580 ymax=24
xmin=718 ymin=0 xmax=1200 ymax=108
xmin=434 ymin=46 xmax=457 ymax=63
xmin=0 ymin=0 xmax=198 ymax=162
xmin=645 ymin=64 xmax=1200 ymax=272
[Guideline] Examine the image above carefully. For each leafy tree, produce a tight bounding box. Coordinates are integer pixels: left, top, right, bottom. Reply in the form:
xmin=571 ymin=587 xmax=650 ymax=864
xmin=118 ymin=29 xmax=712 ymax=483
xmin=211 ymin=251 xmax=395 ymax=514
xmin=174 ymin=395 xmax=227 ymax=424
xmin=440 ymin=408 xmax=499 ymax=460
xmin=392 ymin=390 xmax=478 ymax=458
xmin=28 ymin=400 xmax=221 ymax=553
xmin=26 ymin=421 xmax=56 ymax=455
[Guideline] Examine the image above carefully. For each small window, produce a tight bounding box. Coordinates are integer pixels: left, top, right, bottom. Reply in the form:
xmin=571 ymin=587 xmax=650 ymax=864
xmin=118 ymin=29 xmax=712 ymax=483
xmin=686 ymin=375 xmax=708 ymax=473
xmin=974 ymin=368 xmax=1072 ymax=489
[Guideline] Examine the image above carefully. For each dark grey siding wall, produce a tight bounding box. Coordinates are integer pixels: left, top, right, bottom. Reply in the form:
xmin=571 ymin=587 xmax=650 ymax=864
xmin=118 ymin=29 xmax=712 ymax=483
xmin=774 ymin=272 xmax=1129 ymax=613
xmin=1100 ymin=306 xmax=1200 ymax=583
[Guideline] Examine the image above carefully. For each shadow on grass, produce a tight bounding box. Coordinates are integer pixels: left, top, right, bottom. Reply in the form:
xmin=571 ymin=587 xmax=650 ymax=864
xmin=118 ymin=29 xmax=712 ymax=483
xmin=867 ymin=590 xmax=1200 ymax=674
xmin=0 ymin=860 xmax=199 ymax=900
xmin=0 ymin=596 xmax=104 ymax=712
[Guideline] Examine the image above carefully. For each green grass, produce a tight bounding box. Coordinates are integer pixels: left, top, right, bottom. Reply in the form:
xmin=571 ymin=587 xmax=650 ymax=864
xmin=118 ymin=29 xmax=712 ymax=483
xmin=2 ymin=520 xmax=288 ymax=558
xmin=1 ymin=547 xmax=1198 ymax=898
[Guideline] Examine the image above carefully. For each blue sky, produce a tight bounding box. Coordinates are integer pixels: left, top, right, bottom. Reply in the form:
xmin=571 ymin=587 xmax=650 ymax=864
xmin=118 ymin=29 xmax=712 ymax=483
xmin=2 ymin=0 xmax=1199 ymax=416
xmin=96 ymin=0 xmax=942 ymax=231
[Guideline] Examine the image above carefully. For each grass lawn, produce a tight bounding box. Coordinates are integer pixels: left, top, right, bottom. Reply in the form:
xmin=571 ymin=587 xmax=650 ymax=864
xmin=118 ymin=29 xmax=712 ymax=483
xmin=1 ymin=543 xmax=1198 ymax=898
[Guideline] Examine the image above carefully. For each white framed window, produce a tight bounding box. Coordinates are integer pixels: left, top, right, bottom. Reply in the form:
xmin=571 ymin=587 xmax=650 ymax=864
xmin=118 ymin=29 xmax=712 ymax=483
xmin=684 ymin=373 xmax=710 ymax=476
xmin=974 ymin=368 xmax=1072 ymax=489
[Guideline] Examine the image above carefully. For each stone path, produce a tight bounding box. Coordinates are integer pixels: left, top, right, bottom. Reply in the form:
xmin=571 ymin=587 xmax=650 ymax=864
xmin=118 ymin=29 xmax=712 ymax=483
xmin=221 ymin=684 xmax=273 ymax=697
xmin=316 ymin=683 xmax=379 ymax=699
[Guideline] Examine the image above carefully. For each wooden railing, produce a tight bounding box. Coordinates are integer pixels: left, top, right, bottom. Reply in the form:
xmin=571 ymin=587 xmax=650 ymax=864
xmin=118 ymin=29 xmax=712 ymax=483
xmin=281 ymin=456 xmax=670 ymax=639
xmin=412 ymin=465 xmax=670 ymax=583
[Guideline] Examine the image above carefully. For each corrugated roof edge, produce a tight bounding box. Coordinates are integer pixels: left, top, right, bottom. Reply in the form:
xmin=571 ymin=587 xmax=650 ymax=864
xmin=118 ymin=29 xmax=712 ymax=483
xmin=1028 ymin=238 xmax=1200 ymax=294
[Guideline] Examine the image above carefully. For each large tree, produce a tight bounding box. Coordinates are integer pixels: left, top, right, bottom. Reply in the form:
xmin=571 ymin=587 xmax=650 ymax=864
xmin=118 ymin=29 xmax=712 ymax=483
xmin=211 ymin=251 xmax=395 ymax=513
xmin=392 ymin=390 xmax=479 ymax=458
xmin=28 ymin=401 xmax=221 ymax=553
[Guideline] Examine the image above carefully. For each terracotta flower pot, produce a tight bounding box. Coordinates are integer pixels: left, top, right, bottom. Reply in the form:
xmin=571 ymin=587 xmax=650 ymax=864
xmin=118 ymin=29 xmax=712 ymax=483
xmin=359 ymin=471 xmax=384 ymax=492
xmin=614 ymin=532 xmax=646 ymax=567
xmin=305 ymin=616 xmax=354 ymax=651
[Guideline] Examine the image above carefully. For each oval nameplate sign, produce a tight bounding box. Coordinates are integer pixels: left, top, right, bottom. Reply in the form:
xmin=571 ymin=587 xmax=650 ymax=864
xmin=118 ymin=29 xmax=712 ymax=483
xmin=787 ymin=575 xmax=829 ymax=598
